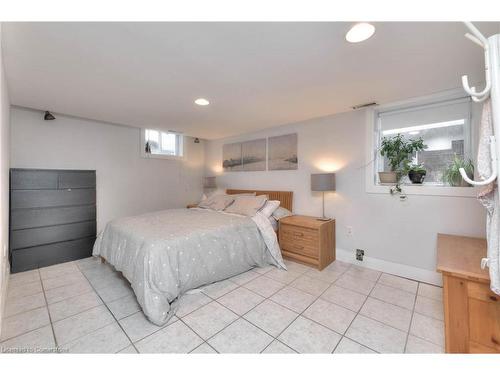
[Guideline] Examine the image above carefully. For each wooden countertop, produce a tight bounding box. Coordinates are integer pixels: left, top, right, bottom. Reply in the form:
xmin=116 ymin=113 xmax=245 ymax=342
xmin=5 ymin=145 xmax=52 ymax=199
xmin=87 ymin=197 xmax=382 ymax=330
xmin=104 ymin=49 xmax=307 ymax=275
xmin=437 ymin=233 xmax=489 ymax=283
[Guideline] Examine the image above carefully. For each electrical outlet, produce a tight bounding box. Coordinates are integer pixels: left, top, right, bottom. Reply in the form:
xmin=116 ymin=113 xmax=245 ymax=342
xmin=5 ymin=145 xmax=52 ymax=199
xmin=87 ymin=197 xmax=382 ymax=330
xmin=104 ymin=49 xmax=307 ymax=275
xmin=356 ymin=249 xmax=365 ymax=261
xmin=346 ymin=226 xmax=353 ymax=236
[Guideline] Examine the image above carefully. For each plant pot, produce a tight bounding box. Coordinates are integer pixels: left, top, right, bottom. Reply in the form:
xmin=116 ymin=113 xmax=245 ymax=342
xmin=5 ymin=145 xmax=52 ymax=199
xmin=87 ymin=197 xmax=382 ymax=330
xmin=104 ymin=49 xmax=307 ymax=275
xmin=378 ymin=171 xmax=398 ymax=184
xmin=451 ymin=176 xmax=472 ymax=187
xmin=408 ymin=170 xmax=426 ymax=184
xmin=459 ymin=179 xmax=472 ymax=187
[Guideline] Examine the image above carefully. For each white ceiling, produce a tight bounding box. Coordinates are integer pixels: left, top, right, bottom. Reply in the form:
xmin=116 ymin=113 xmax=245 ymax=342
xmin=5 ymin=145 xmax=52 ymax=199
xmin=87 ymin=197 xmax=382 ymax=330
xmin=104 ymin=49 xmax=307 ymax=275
xmin=3 ymin=22 xmax=500 ymax=139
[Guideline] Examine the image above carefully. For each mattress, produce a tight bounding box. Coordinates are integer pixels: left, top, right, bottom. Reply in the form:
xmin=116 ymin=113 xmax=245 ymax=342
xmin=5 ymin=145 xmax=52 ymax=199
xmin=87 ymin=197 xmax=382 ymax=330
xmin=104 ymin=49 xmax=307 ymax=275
xmin=93 ymin=208 xmax=284 ymax=325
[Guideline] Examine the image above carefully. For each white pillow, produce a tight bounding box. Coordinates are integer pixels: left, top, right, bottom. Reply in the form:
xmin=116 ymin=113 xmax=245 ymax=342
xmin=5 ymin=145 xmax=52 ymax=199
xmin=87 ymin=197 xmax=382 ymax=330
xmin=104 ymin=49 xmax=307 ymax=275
xmin=224 ymin=195 xmax=268 ymax=216
xmin=260 ymin=200 xmax=280 ymax=217
xmin=272 ymin=206 xmax=293 ymax=220
xmin=268 ymin=216 xmax=279 ymax=231
xmin=198 ymin=195 xmax=235 ymax=211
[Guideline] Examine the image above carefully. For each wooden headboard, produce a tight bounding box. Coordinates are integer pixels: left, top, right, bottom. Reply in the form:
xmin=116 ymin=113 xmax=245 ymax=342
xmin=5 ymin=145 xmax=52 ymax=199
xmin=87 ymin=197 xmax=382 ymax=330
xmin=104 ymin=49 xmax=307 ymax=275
xmin=226 ymin=189 xmax=293 ymax=212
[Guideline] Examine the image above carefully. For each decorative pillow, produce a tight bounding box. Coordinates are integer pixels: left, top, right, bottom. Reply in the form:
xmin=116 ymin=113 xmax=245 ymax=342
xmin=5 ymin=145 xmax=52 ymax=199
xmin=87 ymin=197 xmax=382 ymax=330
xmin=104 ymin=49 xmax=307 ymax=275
xmin=260 ymin=200 xmax=280 ymax=217
xmin=198 ymin=195 xmax=235 ymax=211
xmin=272 ymin=206 xmax=293 ymax=220
xmin=224 ymin=195 xmax=268 ymax=216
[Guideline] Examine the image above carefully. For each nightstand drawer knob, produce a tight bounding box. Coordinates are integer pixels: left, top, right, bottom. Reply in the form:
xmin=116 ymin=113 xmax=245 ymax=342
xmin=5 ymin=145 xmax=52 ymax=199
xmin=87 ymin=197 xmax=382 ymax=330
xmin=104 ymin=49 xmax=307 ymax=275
xmin=293 ymin=245 xmax=304 ymax=250
xmin=293 ymin=232 xmax=304 ymax=237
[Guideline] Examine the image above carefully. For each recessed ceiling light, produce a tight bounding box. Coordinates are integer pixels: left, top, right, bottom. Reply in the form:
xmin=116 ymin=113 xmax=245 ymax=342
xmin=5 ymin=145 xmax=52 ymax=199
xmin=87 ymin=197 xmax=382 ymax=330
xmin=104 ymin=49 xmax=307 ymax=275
xmin=346 ymin=23 xmax=375 ymax=43
xmin=195 ymin=98 xmax=210 ymax=106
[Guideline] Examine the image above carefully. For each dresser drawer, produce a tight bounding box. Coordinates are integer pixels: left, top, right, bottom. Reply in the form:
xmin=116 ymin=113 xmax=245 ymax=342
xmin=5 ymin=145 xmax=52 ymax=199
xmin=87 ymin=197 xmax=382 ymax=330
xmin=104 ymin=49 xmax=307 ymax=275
xmin=280 ymin=236 xmax=319 ymax=259
xmin=467 ymin=281 xmax=500 ymax=352
xmin=468 ymin=282 xmax=500 ymax=304
xmin=468 ymin=297 xmax=500 ymax=351
xmin=280 ymin=225 xmax=319 ymax=243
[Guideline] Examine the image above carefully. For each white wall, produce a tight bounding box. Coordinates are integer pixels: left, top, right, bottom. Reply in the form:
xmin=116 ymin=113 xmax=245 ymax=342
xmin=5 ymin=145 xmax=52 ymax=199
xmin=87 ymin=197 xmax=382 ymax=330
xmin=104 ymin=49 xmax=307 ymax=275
xmin=205 ymin=107 xmax=487 ymax=283
xmin=10 ymin=107 xmax=205 ymax=232
xmin=0 ymin=23 xmax=11 ymax=337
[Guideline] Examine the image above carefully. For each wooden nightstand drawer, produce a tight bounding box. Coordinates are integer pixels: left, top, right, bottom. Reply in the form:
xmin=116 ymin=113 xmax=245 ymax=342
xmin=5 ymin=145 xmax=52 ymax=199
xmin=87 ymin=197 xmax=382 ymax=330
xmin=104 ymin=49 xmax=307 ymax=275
xmin=280 ymin=225 xmax=319 ymax=243
xmin=280 ymin=236 xmax=319 ymax=259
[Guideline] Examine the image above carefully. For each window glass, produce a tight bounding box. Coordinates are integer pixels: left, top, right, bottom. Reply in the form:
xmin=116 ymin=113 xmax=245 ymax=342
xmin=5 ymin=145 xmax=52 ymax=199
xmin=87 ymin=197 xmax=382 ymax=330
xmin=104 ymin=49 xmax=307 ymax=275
xmin=144 ymin=129 xmax=183 ymax=157
xmin=376 ymin=98 xmax=471 ymax=185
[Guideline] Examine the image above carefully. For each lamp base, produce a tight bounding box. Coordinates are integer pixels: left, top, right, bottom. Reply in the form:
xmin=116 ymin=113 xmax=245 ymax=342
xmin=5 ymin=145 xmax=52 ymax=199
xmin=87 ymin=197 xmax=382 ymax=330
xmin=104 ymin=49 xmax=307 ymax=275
xmin=316 ymin=217 xmax=331 ymax=221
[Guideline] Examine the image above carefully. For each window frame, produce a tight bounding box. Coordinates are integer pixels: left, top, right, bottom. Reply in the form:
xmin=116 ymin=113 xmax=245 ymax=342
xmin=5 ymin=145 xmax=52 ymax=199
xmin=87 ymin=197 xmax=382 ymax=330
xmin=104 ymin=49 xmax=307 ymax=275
xmin=140 ymin=128 xmax=185 ymax=160
xmin=365 ymin=91 xmax=477 ymax=197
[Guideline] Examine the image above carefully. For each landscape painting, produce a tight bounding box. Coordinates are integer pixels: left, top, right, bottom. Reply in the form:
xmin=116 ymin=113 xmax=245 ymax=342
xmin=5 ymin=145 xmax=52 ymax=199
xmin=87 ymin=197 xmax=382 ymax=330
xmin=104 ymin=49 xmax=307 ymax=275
xmin=268 ymin=133 xmax=298 ymax=170
xmin=242 ymin=138 xmax=266 ymax=171
xmin=222 ymin=142 xmax=243 ymax=171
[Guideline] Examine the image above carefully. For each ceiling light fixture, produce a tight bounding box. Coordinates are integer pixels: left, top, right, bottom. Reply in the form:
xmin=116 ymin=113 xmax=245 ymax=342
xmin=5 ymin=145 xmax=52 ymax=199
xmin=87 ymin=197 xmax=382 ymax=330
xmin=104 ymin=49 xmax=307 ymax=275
xmin=346 ymin=23 xmax=376 ymax=43
xmin=195 ymin=98 xmax=210 ymax=106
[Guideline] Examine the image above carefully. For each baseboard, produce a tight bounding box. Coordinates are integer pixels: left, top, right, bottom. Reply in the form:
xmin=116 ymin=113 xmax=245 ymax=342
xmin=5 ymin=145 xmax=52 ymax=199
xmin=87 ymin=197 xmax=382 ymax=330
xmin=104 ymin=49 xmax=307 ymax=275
xmin=336 ymin=248 xmax=442 ymax=286
xmin=0 ymin=259 xmax=10 ymax=338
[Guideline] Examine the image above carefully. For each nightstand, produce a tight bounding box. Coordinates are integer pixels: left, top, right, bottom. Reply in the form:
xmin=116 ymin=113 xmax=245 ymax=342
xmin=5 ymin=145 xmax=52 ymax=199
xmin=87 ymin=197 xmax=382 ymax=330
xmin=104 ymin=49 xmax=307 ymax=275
xmin=279 ymin=215 xmax=335 ymax=270
xmin=186 ymin=203 xmax=198 ymax=208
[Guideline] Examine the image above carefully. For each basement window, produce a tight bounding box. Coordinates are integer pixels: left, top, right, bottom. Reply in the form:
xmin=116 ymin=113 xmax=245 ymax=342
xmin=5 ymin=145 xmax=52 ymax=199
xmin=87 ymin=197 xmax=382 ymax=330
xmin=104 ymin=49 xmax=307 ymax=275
xmin=141 ymin=129 xmax=184 ymax=159
xmin=366 ymin=95 xmax=476 ymax=197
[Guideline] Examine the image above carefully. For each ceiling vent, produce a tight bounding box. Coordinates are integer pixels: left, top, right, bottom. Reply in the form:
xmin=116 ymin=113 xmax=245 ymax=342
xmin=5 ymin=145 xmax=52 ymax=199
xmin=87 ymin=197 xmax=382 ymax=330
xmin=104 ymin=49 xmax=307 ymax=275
xmin=352 ymin=102 xmax=378 ymax=110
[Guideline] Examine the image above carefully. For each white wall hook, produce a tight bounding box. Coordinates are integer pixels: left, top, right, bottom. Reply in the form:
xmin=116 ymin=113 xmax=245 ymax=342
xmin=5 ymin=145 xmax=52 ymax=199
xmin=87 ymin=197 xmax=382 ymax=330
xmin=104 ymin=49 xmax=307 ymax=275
xmin=459 ymin=136 xmax=497 ymax=186
xmin=461 ymin=22 xmax=492 ymax=101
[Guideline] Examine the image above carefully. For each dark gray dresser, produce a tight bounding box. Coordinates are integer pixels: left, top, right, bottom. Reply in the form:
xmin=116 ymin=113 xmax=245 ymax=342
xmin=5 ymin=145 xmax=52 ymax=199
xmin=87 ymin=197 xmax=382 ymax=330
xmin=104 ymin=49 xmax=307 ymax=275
xmin=10 ymin=168 xmax=97 ymax=273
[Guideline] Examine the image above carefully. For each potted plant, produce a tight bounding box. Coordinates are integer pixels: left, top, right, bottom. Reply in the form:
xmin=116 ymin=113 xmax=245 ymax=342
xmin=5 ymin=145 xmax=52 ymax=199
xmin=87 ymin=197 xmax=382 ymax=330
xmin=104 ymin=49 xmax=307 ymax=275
xmin=443 ymin=156 xmax=474 ymax=187
xmin=379 ymin=134 xmax=427 ymax=184
xmin=407 ymin=163 xmax=427 ymax=184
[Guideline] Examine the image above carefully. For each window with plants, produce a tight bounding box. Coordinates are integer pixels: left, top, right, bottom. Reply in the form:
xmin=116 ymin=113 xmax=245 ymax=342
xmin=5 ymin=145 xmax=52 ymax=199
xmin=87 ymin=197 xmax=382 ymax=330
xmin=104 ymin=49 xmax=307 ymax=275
xmin=375 ymin=97 xmax=473 ymax=188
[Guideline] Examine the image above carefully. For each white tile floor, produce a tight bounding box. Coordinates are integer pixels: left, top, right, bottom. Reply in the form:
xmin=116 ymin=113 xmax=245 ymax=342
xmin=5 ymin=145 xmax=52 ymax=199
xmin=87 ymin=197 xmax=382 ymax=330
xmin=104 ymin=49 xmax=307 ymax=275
xmin=0 ymin=257 xmax=445 ymax=353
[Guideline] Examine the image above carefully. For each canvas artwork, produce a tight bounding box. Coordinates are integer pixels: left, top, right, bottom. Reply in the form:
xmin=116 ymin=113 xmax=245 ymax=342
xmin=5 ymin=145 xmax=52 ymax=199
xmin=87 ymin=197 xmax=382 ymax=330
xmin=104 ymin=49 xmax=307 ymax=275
xmin=242 ymin=138 xmax=266 ymax=171
xmin=268 ymin=133 xmax=298 ymax=170
xmin=222 ymin=142 xmax=243 ymax=171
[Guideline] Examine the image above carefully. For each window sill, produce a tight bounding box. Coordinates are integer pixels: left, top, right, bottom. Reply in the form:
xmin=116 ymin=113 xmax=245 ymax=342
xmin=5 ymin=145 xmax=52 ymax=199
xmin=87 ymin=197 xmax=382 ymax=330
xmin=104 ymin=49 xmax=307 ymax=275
xmin=366 ymin=183 xmax=478 ymax=197
xmin=140 ymin=153 xmax=184 ymax=160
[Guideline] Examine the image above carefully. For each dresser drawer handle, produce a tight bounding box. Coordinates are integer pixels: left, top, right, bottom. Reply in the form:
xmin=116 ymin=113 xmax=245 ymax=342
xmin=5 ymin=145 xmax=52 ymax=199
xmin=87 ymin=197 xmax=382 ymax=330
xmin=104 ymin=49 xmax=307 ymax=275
xmin=489 ymin=295 xmax=498 ymax=302
xmin=293 ymin=232 xmax=304 ymax=237
xmin=293 ymin=245 xmax=304 ymax=250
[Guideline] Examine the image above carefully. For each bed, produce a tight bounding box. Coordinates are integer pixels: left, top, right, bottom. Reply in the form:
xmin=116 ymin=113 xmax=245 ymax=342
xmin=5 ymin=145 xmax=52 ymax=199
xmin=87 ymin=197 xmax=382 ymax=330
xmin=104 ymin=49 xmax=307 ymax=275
xmin=92 ymin=189 xmax=293 ymax=325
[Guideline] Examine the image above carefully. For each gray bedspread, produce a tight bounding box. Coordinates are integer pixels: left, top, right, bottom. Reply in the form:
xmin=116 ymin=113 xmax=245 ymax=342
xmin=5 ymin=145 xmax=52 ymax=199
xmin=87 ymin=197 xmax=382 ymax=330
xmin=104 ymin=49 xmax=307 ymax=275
xmin=93 ymin=208 xmax=279 ymax=325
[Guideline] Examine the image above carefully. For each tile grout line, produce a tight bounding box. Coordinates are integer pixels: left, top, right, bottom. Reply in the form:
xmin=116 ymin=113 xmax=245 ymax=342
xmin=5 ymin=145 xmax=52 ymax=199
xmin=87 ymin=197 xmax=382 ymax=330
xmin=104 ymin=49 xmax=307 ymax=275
xmin=0 ymin=271 xmax=56 ymax=346
xmin=193 ymin=265 xmax=441 ymax=353
xmin=132 ymin=293 xmax=218 ymax=351
xmin=76 ymin=261 xmax=137 ymax=353
xmin=183 ymin=269 xmax=331 ymax=353
xmin=403 ymin=282 xmax=420 ymax=353
xmin=3 ymin=259 xmax=443 ymax=353
xmin=200 ymin=263 xmax=383 ymax=353
xmin=38 ymin=268 xmax=61 ymax=351
xmin=135 ymin=261 xmax=438 ymax=352
xmin=258 ymin=265 xmax=356 ymax=353
xmin=330 ymin=270 xmax=383 ymax=354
